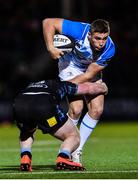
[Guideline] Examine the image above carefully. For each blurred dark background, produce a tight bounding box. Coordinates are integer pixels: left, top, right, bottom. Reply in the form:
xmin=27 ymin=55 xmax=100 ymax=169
xmin=0 ymin=0 xmax=137 ymax=123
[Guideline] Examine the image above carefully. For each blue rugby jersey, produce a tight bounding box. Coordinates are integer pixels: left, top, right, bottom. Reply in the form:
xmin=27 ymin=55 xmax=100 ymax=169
xmin=60 ymin=19 xmax=115 ymax=71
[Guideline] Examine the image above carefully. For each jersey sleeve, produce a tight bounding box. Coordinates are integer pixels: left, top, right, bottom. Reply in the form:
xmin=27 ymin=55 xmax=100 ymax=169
xmin=96 ymin=37 xmax=115 ymax=67
xmin=62 ymin=19 xmax=90 ymax=40
xmin=56 ymin=81 xmax=78 ymax=101
xmin=63 ymin=81 xmax=78 ymax=96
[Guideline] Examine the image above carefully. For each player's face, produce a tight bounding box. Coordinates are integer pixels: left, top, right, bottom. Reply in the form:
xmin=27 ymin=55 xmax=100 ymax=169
xmin=89 ymin=32 xmax=109 ymax=51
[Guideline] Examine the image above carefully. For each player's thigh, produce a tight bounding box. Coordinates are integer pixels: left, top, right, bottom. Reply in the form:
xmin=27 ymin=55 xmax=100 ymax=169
xmin=14 ymin=95 xmax=37 ymax=131
xmin=53 ymin=119 xmax=79 ymax=141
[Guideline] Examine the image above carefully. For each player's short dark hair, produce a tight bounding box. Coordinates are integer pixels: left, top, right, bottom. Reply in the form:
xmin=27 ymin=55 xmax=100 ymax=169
xmin=90 ymin=19 xmax=110 ymax=34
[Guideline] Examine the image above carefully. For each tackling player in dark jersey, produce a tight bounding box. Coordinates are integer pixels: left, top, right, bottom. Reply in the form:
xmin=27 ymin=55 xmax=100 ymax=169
xmin=14 ymin=79 xmax=107 ymax=171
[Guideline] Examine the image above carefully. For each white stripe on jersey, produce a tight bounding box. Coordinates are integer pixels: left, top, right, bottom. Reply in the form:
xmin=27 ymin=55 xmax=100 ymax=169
xmin=23 ymin=92 xmax=50 ymax=95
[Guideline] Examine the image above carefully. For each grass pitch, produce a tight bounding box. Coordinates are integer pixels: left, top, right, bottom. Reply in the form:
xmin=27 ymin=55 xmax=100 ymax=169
xmin=0 ymin=121 xmax=138 ymax=179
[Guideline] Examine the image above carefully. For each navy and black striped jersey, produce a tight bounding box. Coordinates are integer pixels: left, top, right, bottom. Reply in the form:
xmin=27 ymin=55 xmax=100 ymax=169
xmin=22 ymin=80 xmax=78 ymax=102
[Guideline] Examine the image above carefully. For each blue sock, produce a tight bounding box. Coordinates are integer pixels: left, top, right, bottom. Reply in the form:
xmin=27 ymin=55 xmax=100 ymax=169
xmin=21 ymin=148 xmax=31 ymax=154
xmin=20 ymin=148 xmax=32 ymax=159
xmin=58 ymin=150 xmax=71 ymax=159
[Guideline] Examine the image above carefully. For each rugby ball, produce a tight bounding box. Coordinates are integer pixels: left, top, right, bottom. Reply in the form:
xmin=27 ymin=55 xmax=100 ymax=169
xmin=53 ymin=34 xmax=74 ymax=53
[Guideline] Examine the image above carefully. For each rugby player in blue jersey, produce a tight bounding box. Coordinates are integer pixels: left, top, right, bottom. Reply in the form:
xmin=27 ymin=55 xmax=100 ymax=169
xmin=14 ymin=80 xmax=107 ymax=171
xmin=43 ymin=18 xmax=115 ymax=163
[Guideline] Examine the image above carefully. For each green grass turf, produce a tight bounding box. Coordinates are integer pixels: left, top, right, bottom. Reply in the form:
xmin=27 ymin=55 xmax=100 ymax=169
xmin=0 ymin=121 xmax=138 ymax=179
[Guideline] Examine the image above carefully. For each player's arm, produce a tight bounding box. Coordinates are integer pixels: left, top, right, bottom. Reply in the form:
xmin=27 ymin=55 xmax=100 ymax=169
xmin=63 ymin=81 xmax=108 ymax=98
xmin=70 ymin=62 xmax=105 ymax=84
xmin=42 ymin=18 xmax=64 ymax=59
xmin=77 ymin=82 xmax=108 ymax=96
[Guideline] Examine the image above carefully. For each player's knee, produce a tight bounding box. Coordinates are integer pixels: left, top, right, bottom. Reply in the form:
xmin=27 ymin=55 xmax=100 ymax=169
xmin=69 ymin=104 xmax=83 ymax=119
xmin=89 ymin=106 xmax=103 ymax=119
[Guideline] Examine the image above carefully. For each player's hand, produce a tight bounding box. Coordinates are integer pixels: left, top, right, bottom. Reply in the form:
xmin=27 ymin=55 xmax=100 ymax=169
xmin=94 ymin=80 xmax=108 ymax=95
xmin=49 ymin=47 xmax=64 ymax=59
xmin=100 ymin=82 xmax=108 ymax=95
